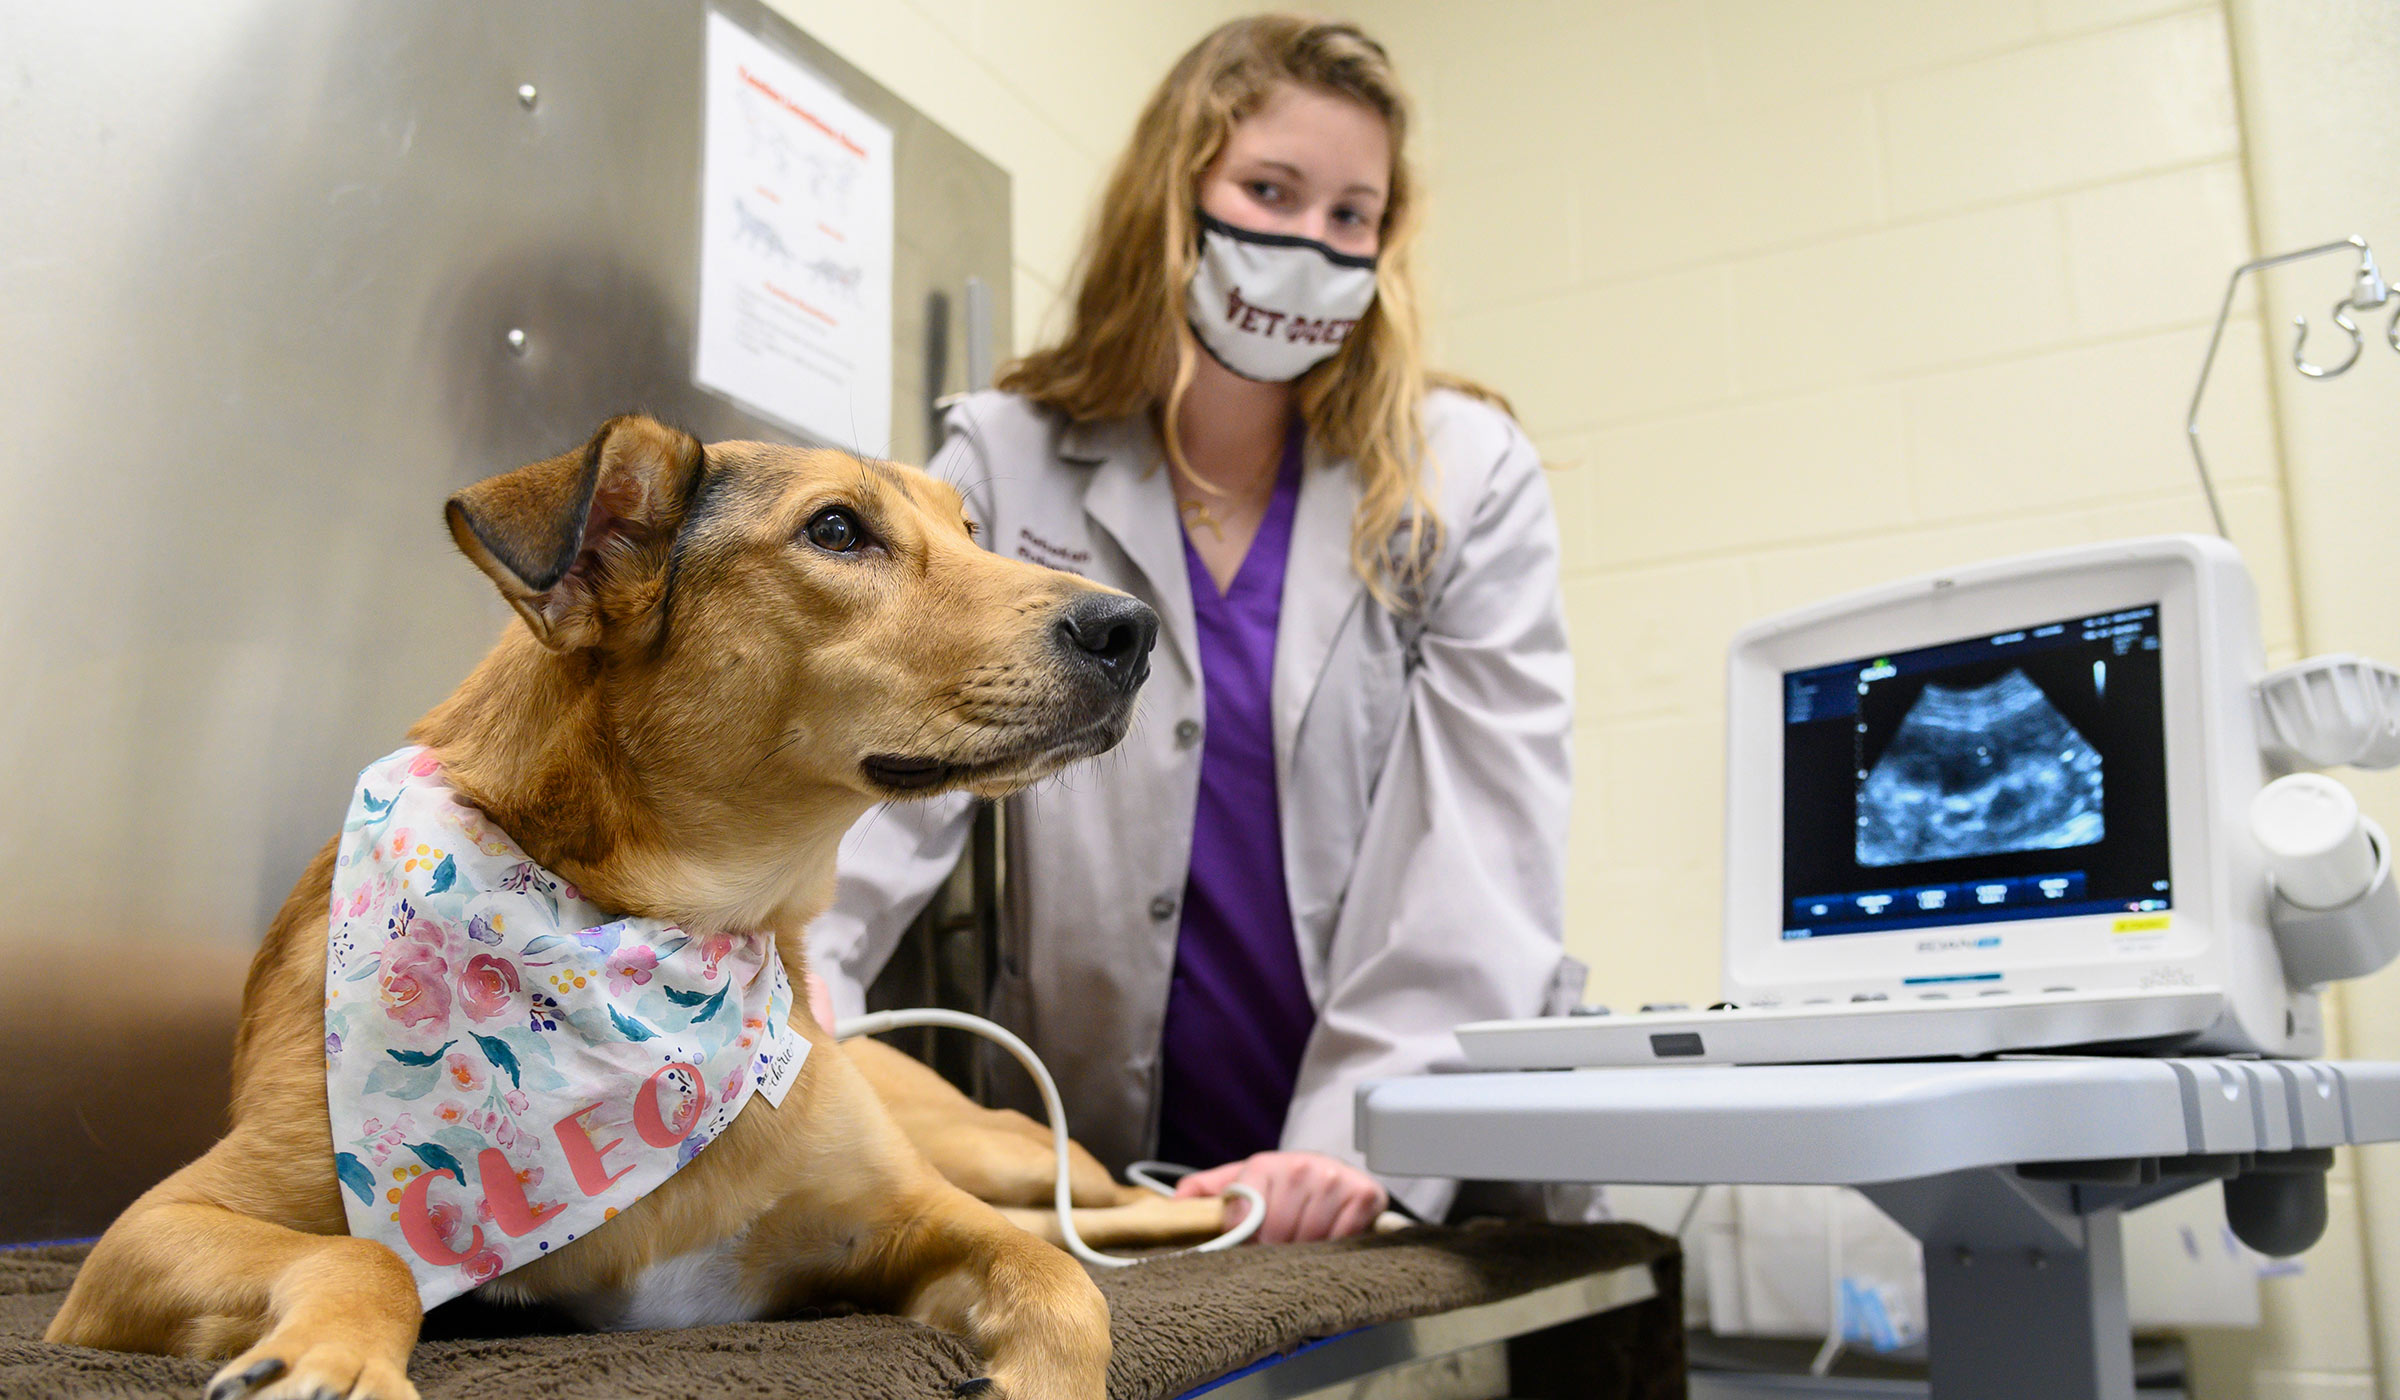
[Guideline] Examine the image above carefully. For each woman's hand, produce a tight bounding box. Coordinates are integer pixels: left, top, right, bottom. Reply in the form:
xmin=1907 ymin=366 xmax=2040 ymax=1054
xmin=1175 ymin=1151 xmax=1389 ymax=1243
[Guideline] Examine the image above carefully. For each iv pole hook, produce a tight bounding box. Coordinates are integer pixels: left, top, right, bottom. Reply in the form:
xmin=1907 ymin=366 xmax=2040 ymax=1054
xmin=2189 ymin=237 xmax=2383 ymax=538
xmin=2293 ymin=302 xmax=2366 ymax=379
xmin=2292 ymin=247 xmax=2389 ymax=379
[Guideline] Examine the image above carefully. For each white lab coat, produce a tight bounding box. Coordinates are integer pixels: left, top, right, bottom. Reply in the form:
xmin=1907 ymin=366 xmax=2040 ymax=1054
xmin=808 ymin=387 xmax=1582 ymax=1221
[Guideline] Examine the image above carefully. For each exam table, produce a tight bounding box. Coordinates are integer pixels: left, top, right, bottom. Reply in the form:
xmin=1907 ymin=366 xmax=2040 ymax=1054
xmin=2 ymin=944 xmax=1685 ymax=1399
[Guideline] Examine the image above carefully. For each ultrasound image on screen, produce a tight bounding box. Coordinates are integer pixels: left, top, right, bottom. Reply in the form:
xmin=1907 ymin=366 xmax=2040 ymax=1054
xmin=1856 ymin=668 xmax=2104 ymax=867
xmin=1779 ymin=606 xmax=2170 ymax=939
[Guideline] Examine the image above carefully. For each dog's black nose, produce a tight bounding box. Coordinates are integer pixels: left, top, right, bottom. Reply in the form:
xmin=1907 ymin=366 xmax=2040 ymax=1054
xmin=1057 ymin=593 xmax=1158 ymax=691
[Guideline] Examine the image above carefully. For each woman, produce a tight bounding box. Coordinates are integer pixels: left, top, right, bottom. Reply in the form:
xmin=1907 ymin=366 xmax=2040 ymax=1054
xmin=810 ymin=15 xmax=1580 ymax=1242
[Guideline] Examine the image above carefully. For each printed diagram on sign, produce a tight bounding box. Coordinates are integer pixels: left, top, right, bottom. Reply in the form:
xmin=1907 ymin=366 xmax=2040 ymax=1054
xmin=804 ymin=254 xmax=865 ymax=307
xmin=729 ymin=194 xmax=869 ymax=308
xmin=730 ymin=88 xmax=871 ymax=306
xmin=732 ymin=198 xmax=792 ymax=261
xmin=695 ymin=13 xmax=895 ymax=456
xmin=736 ymin=87 xmax=864 ymax=208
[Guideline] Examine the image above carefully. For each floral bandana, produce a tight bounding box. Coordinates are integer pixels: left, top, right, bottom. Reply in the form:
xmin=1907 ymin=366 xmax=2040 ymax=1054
xmin=323 ymin=746 xmax=805 ymax=1309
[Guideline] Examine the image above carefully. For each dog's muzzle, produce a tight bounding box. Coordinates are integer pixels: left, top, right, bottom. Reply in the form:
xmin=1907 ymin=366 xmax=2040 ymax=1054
xmin=857 ymin=593 xmax=1157 ymax=797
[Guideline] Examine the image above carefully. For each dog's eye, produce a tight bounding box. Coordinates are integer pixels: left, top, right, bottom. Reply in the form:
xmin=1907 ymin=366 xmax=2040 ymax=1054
xmin=804 ymin=507 xmax=864 ymax=553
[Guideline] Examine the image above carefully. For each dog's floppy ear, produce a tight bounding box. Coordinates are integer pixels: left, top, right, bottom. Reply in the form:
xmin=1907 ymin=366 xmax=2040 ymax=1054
xmin=446 ymin=415 xmax=705 ymax=652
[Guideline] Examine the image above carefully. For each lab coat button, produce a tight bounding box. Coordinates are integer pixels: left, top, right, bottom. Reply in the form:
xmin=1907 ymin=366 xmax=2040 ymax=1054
xmin=1149 ymin=894 xmax=1178 ymax=921
xmin=1175 ymin=718 xmax=1202 ymax=749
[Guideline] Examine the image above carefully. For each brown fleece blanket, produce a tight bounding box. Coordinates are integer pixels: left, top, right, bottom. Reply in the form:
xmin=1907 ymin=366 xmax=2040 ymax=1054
xmin=1 ymin=1223 xmax=1679 ymax=1399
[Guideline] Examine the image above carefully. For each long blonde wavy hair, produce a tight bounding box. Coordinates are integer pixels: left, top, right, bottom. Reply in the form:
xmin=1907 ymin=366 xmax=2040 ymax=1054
xmin=998 ymin=14 xmax=1502 ymax=606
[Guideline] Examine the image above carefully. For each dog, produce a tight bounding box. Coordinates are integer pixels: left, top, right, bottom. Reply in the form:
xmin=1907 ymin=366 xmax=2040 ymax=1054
xmin=842 ymin=1036 xmax=1234 ymax=1251
xmin=46 ymin=415 xmax=1164 ymax=1400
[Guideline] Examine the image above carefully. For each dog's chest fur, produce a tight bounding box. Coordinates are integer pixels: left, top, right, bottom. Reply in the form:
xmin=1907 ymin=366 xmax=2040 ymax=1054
xmin=545 ymin=1231 xmax=768 ymax=1330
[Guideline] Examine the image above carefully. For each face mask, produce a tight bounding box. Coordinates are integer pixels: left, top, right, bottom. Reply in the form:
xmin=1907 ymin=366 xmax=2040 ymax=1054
xmin=1186 ymin=210 xmax=1379 ymax=382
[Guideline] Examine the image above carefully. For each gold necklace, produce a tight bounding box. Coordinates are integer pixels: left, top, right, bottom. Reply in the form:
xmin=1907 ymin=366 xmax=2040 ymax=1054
xmin=1178 ymin=496 xmax=1225 ymax=539
xmin=1171 ymin=457 xmax=1257 ymax=541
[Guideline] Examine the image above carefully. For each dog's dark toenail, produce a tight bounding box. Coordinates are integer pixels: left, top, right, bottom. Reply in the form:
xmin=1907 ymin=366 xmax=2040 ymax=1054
xmin=952 ymin=1379 xmax=995 ymax=1396
xmin=207 ymin=1358 xmax=285 ymax=1400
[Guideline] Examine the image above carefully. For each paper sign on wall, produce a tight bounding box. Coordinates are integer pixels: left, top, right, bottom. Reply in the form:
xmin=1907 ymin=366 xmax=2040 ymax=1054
xmin=695 ymin=11 xmax=894 ymax=456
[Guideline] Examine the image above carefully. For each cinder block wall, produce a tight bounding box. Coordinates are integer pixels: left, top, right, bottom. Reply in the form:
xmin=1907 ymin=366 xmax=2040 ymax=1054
xmin=781 ymin=2 xmax=2390 ymax=1390
xmin=1370 ymin=0 xmax=2293 ymax=1009
xmin=1356 ymin=2 xmax=2378 ymax=1394
xmin=2225 ymin=4 xmax=2400 ymax=1395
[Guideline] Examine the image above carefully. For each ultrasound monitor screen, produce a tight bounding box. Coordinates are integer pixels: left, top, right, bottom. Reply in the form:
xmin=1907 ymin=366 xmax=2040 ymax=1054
xmin=1781 ymin=607 xmax=2171 ymax=940
xmin=1858 ymin=668 xmax=2103 ymax=867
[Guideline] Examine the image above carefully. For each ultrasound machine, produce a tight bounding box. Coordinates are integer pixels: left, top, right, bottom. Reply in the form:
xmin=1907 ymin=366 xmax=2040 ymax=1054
xmin=1358 ymin=535 xmax=2400 ymax=1400
xmin=1459 ymin=533 xmax=2400 ymax=1070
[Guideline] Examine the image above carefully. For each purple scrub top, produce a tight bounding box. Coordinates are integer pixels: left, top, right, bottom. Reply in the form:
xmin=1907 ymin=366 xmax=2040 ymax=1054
xmin=1155 ymin=423 xmax=1316 ymax=1171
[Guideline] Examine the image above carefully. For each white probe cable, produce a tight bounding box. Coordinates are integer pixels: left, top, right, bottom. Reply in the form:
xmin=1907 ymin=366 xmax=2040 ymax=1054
xmin=837 ymin=1008 xmax=1266 ymax=1268
xmin=1124 ymin=1160 xmax=1190 ymax=1198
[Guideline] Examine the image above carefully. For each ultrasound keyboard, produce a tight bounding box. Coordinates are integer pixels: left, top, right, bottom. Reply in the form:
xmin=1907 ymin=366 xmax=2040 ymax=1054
xmin=1454 ymin=985 xmax=2227 ymax=1068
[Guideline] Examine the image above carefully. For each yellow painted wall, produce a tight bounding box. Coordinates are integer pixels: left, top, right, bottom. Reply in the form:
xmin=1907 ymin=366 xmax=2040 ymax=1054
xmin=1352 ymin=1 xmax=2387 ymax=1394
xmin=766 ymin=1 xmax=2394 ymax=1389
xmin=2215 ymin=6 xmax=2400 ymax=1397
xmin=1368 ymin=0 xmax=2294 ymax=1010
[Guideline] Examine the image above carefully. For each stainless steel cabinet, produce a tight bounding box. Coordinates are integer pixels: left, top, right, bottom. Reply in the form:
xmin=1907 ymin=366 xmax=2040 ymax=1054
xmin=0 ymin=0 xmax=1009 ymax=1241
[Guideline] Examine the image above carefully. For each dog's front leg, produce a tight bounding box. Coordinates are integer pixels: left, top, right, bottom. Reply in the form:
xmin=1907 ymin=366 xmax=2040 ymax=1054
xmin=48 ymin=1192 xmax=421 ymax=1400
xmin=733 ymin=1056 xmax=1111 ymax=1400
xmin=885 ymin=1183 xmax=1114 ymax=1400
xmin=843 ymin=1036 xmax=1142 ymax=1209
xmin=746 ymin=1176 xmax=1111 ymax=1400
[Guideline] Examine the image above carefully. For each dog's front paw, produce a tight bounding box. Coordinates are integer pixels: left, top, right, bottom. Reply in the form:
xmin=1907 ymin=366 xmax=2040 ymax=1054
xmin=204 ymin=1341 xmax=418 ymax=1400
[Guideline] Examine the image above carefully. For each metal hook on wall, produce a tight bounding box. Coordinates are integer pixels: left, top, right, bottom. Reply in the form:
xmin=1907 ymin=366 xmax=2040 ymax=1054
xmin=2294 ymin=302 xmax=2366 ymax=378
xmin=2291 ymin=246 xmax=2392 ymax=379
xmin=2189 ymin=236 xmax=2396 ymax=537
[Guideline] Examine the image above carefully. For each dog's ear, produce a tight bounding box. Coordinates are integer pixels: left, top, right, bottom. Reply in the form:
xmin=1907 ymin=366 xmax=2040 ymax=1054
xmin=446 ymin=416 xmax=705 ymax=652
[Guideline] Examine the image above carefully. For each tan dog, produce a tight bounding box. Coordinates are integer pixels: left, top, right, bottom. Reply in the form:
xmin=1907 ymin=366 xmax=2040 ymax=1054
xmin=46 ymin=416 xmax=1164 ymax=1400
xmin=843 ymin=1037 xmax=1232 ymax=1251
